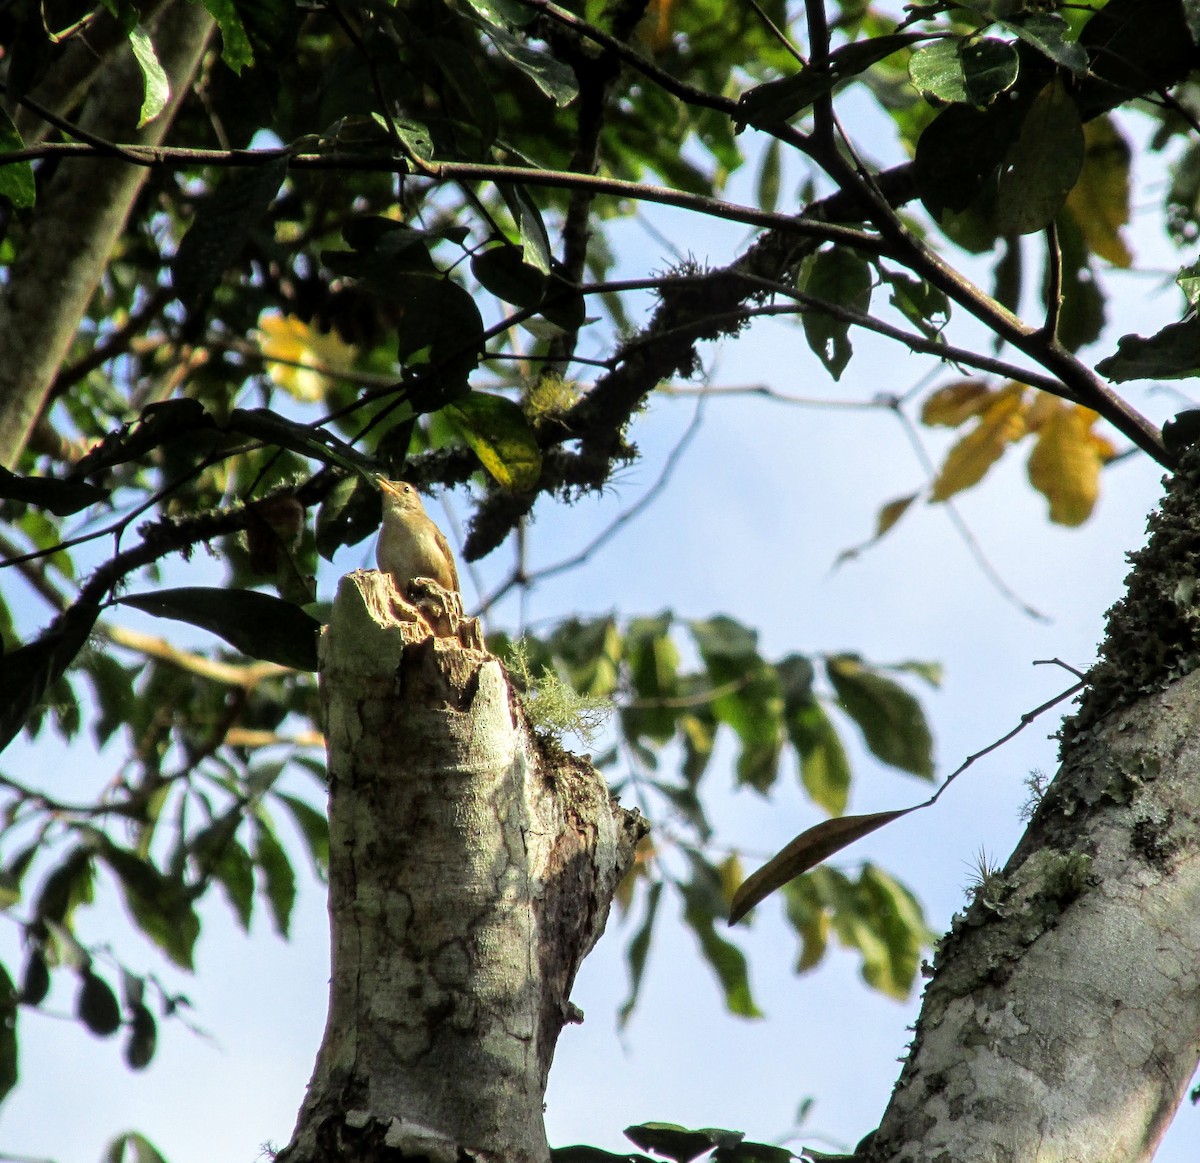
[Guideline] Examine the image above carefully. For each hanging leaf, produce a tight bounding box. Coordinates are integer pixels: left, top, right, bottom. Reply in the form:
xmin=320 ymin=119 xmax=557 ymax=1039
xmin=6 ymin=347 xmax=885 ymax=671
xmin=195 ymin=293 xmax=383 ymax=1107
xmin=480 ymin=21 xmax=578 ymax=106
xmin=128 ymin=27 xmax=170 ymax=128
xmin=0 ymin=963 xmax=16 ymax=1104
xmin=472 ymin=243 xmax=548 ymax=308
xmin=104 ymin=1131 xmax=169 ymax=1163
xmin=256 ymin=314 xmax=358 ymax=401
xmin=729 ymin=809 xmax=914 ymax=924
xmin=680 ymin=858 xmax=761 ymax=1016
xmin=117 ymin=587 xmax=320 ymax=671
xmin=826 ymin=654 xmax=934 ymax=777
xmin=618 ymin=880 xmax=663 ymax=1028
xmin=445 ymin=392 xmax=542 ymax=490
xmin=0 ymin=600 xmax=101 ymax=756
xmin=921 ymin=379 xmax=993 ymax=427
xmin=124 ymin=1002 xmax=157 ymax=1069
xmin=997 ymin=11 xmax=1089 ymax=76
xmin=1065 ymin=117 xmax=1132 ymax=267
xmin=995 ymin=80 xmax=1085 ymax=236
xmin=76 ymin=968 xmax=122 ymax=1037
xmin=201 ymin=0 xmax=254 ymax=71
xmin=254 ymin=819 xmax=296 ymax=938
xmin=97 ymin=842 xmax=199 ymax=970
xmin=801 ymin=247 xmax=873 ymax=381
xmin=929 ymin=382 xmax=1027 ymax=501
xmin=1026 ymin=403 xmax=1114 ymax=525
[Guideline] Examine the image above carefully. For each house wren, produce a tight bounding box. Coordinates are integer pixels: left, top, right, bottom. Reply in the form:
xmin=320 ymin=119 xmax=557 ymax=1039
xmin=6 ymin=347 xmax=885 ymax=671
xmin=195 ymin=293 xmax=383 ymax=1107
xmin=375 ymin=479 xmax=460 ymax=595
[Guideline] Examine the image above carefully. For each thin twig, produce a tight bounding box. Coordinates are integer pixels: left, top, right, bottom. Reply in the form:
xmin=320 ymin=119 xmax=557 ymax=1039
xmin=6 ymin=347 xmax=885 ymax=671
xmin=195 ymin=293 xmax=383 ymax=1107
xmin=1041 ymin=220 xmax=1063 ymax=342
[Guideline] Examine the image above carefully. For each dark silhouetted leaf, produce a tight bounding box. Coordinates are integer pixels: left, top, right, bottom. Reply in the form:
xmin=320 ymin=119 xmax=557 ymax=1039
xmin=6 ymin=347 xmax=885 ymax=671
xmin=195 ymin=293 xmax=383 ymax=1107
xmin=18 ymin=951 xmax=49 ymax=1006
xmin=117 ymin=586 xmax=320 ymax=671
xmin=737 ymin=34 xmax=924 ymax=128
xmin=70 ymin=399 xmax=217 ymax=479
xmin=1097 ymin=317 xmax=1200 ymax=382
xmin=273 ymin=792 xmax=330 ymax=879
xmin=625 ymin=1124 xmax=744 ymax=1163
xmin=0 ymin=963 xmax=15 ymax=1103
xmin=77 ymin=968 xmax=121 ymax=1036
xmin=472 ymin=243 xmax=548 ymax=308
xmin=124 ymin=1002 xmax=157 ymax=1069
xmin=104 ymin=1131 xmax=168 ymax=1163
xmin=98 ymin=843 xmax=199 ymax=970
xmin=254 ymin=820 xmax=296 ymax=938
xmin=801 ymin=247 xmax=872 ymax=380
xmin=0 ymin=467 xmax=110 ymax=515
xmin=315 ymin=475 xmax=381 ymax=560
xmin=0 ymin=601 xmax=101 ymax=756
xmin=227 ymin=408 xmax=375 ymax=476
xmin=998 ymin=11 xmax=1087 ymax=75
xmin=172 ymin=156 xmax=288 ymax=307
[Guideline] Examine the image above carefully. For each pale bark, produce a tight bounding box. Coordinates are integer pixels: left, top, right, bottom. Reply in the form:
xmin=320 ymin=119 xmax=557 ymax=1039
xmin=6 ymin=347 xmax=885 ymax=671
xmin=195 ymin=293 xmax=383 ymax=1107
xmin=281 ymin=572 xmax=642 ymax=1163
xmin=870 ymin=457 xmax=1200 ymax=1163
xmin=0 ymin=1 xmax=213 ymax=469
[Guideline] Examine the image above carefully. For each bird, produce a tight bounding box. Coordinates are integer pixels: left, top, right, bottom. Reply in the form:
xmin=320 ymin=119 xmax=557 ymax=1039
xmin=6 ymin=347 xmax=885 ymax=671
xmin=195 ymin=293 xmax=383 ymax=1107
xmin=375 ymin=478 xmax=461 ymax=595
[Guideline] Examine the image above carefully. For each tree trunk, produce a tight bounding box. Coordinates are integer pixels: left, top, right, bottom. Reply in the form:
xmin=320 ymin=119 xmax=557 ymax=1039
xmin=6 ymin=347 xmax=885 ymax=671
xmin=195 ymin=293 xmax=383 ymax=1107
xmin=870 ymin=454 xmax=1200 ymax=1162
xmin=281 ymin=572 xmax=643 ymax=1163
xmin=0 ymin=0 xmax=213 ymax=469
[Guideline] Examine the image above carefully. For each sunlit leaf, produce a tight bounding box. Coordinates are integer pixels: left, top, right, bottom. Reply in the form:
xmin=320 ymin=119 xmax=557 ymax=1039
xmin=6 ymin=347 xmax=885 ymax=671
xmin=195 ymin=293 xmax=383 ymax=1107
xmin=0 ymin=109 xmax=35 ymax=209
xmin=1026 ymin=402 xmax=1114 ymax=525
xmin=929 ymin=382 xmax=1027 ymax=501
xmin=128 ymin=27 xmax=169 ymax=128
xmin=256 ymin=314 xmax=358 ymax=401
xmin=446 ymin=392 xmax=542 ymax=491
xmin=1066 ymin=117 xmax=1132 ymax=267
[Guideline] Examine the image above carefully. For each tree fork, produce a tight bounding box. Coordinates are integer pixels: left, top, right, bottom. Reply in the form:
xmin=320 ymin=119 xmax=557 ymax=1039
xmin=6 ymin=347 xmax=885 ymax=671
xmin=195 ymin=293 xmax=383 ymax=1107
xmin=280 ymin=572 xmax=643 ymax=1163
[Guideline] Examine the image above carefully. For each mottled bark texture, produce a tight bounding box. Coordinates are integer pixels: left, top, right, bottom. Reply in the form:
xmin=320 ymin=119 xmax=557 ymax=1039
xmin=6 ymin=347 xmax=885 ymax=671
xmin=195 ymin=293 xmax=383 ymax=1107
xmin=869 ymin=450 xmax=1200 ymax=1163
xmin=281 ymin=572 xmax=643 ymax=1163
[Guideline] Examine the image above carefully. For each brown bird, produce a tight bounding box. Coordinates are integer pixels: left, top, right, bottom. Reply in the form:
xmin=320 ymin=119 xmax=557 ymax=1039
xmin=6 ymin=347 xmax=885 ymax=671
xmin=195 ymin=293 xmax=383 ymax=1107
xmin=375 ymin=478 xmax=461 ymax=595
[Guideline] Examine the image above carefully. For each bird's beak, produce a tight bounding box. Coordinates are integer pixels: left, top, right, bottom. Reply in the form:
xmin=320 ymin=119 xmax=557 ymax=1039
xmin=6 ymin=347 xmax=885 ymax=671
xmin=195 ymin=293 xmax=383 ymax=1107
xmin=377 ymin=477 xmax=402 ymax=499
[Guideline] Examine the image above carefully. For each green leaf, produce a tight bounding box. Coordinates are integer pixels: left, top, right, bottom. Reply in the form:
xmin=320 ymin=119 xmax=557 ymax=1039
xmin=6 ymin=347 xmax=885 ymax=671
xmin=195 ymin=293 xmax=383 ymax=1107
xmin=0 ymin=466 xmax=110 ymax=515
xmin=18 ymin=951 xmax=50 ymax=1006
xmin=788 ymin=701 xmax=852 ymax=817
xmin=254 ymin=819 xmax=296 ymax=938
xmin=480 ymin=21 xmax=578 ymax=107
xmin=624 ymin=614 xmax=680 ymax=744
xmin=711 ymin=1141 xmax=793 ymax=1163
xmin=680 ymin=861 xmax=762 ymax=1017
xmin=116 ymin=586 xmax=321 ymax=671
xmin=171 ymin=157 xmax=288 ymax=308
xmin=618 ymin=880 xmax=662 ymax=1028
xmin=552 ymin=1149 xmax=653 ymax=1163
xmin=994 ymin=80 xmax=1085 ymax=236
xmin=498 ymin=184 xmax=553 ymax=276
xmin=227 ymin=407 xmax=376 ymax=477
xmin=104 ymin=1131 xmax=169 ymax=1163
xmin=77 ymin=968 xmax=122 ymax=1036
xmin=97 ymin=842 xmax=199 ymax=970
xmin=737 ymin=34 xmax=925 ymax=128
xmin=826 ymin=654 xmax=934 ymax=778
xmin=908 ymin=38 xmax=1018 ymax=105
xmin=445 ymin=392 xmax=542 ymax=490
xmin=0 ymin=600 xmax=101 ymax=756
xmin=124 ymin=1002 xmax=157 ymax=1070
xmin=0 ymin=962 xmax=16 ymax=1104
xmin=128 ymin=26 xmax=170 ymax=127
xmin=625 ymin=1124 xmax=744 ymax=1163
xmin=852 ymin=864 xmax=930 ymax=998
xmin=1163 ymin=409 xmax=1200 ymax=454
xmin=201 ymin=0 xmax=254 ymax=71
xmin=31 ymin=846 xmax=94 ymax=928
xmin=0 ymin=109 xmax=35 ymax=209
xmin=801 ymin=247 xmax=873 ymax=381
xmin=1096 ymin=316 xmax=1200 ymax=382
xmin=273 ymin=792 xmax=330 ymax=879
xmin=756 ymin=137 xmax=782 ymax=214
xmin=472 ymin=243 xmax=549 ymax=308
xmin=998 ymin=11 xmax=1088 ymax=75
xmin=882 ymin=270 xmax=949 ymax=339
xmin=70 ymin=398 xmax=217 ymax=478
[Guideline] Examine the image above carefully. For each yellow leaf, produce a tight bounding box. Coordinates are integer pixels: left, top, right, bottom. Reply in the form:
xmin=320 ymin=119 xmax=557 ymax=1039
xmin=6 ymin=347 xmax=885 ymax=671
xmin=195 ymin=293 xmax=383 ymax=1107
xmin=1065 ymin=116 xmax=1133 ymax=268
xmin=921 ymin=379 xmax=993 ymax=427
xmin=1027 ymin=403 xmax=1112 ymax=526
xmin=929 ymin=383 xmax=1027 ymax=502
xmin=614 ymin=834 xmax=655 ymax=915
xmin=256 ymin=314 xmax=356 ymax=401
xmin=1023 ymin=388 xmax=1062 ymax=433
